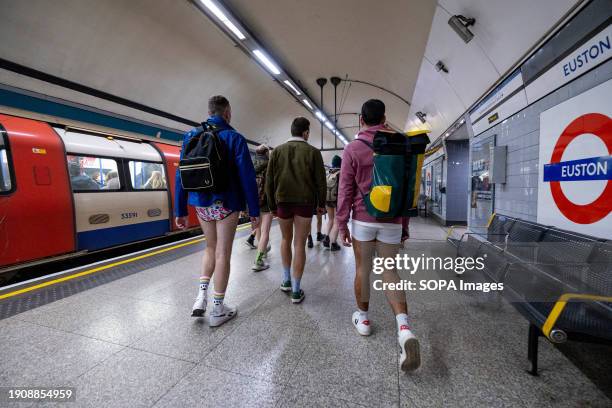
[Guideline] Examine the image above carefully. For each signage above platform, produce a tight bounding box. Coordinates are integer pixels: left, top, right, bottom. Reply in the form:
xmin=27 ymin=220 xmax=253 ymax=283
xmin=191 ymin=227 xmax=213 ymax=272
xmin=526 ymin=23 xmax=611 ymax=105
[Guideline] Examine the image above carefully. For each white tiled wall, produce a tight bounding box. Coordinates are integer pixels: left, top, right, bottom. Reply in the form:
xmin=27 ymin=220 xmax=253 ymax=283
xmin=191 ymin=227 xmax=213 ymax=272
xmin=470 ymin=59 xmax=612 ymax=222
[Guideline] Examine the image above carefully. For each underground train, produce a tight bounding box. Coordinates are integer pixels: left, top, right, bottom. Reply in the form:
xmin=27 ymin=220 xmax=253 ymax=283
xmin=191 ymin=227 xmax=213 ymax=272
xmin=0 ymin=113 xmax=205 ymax=275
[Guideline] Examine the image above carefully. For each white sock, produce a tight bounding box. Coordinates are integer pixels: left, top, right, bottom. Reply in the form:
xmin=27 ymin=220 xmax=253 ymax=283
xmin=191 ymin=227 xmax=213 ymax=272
xmin=395 ymin=313 xmax=410 ymax=332
xmin=358 ymin=308 xmax=368 ymax=321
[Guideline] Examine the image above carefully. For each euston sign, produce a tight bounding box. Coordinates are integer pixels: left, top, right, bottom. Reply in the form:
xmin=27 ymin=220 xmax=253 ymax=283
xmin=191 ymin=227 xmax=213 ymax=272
xmin=537 ymin=79 xmax=612 ymax=238
xmin=527 ymin=24 xmax=612 ymax=105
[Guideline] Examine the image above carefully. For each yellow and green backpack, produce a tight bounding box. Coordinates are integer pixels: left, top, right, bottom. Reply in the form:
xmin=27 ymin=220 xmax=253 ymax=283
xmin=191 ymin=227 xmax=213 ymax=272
xmin=357 ymin=130 xmax=429 ymax=219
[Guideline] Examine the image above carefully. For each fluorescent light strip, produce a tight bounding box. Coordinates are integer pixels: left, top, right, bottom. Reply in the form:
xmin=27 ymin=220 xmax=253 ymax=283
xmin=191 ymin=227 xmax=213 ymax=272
xmin=283 ymin=80 xmax=301 ymax=96
xmin=200 ymin=0 xmax=246 ymax=40
xmin=325 ymin=121 xmax=334 ymax=130
xmin=252 ymin=49 xmax=281 ymax=75
xmin=315 ymin=111 xmax=325 ymax=121
xmin=302 ymin=99 xmax=313 ymax=109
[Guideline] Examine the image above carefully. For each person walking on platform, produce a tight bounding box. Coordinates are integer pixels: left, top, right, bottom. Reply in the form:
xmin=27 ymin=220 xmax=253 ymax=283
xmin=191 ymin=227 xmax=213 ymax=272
xmin=336 ymin=99 xmax=420 ymax=372
xmin=251 ymin=144 xmax=273 ymax=271
xmin=175 ymin=95 xmax=260 ymax=327
xmin=307 ymin=213 xmax=324 ymax=248
xmin=322 ymin=155 xmax=342 ymax=251
xmin=265 ymin=117 xmax=327 ymax=304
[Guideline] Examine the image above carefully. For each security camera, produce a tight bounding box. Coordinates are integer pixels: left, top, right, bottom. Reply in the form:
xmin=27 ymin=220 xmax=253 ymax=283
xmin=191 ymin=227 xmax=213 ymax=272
xmin=435 ymin=61 xmax=449 ymax=73
xmin=416 ymin=111 xmax=427 ymax=124
xmin=448 ymin=15 xmax=475 ymax=43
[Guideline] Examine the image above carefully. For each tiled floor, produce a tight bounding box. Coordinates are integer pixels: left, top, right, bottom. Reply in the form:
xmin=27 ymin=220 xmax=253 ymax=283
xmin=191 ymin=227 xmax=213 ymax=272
xmin=0 ymin=217 xmax=610 ymax=407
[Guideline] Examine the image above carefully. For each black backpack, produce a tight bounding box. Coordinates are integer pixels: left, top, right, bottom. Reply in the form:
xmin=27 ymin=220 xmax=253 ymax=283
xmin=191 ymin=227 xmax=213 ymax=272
xmin=179 ymin=123 xmax=229 ymax=192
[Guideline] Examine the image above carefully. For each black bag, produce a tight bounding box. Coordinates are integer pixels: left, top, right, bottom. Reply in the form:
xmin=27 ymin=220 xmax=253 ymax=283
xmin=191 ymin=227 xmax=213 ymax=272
xmin=179 ymin=123 xmax=229 ymax=192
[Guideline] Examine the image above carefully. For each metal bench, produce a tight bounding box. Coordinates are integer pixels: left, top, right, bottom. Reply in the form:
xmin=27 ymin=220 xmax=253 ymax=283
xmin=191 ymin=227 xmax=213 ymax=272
xmin=456 ymin=213 xmax=612 ymax=375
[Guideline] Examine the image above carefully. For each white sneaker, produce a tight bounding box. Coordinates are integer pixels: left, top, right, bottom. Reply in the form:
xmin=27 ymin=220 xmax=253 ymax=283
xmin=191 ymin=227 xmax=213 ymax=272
xmin=351 ymin=311 xmax=371 ymax=336
xmin=251 ymin=259 xmax=270 ymax=272
xmin=398 ymin=328 xmax=420 ymax=372
xmin=209 ymin=304 xmax=237 ymax=327
xmin=191 ymin=292 xmax=207 ymax=317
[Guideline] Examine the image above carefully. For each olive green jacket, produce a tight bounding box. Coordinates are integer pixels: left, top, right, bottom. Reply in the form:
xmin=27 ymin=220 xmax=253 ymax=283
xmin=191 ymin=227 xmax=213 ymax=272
xmin=265 ymin=137 xmax=327 ymax=210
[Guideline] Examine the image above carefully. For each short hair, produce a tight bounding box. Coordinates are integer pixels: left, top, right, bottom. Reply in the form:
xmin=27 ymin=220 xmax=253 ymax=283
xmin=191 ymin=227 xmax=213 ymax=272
xmin=291 ymin=117 xmax=310 ymax=137
xmin=208 ymin=95 xmax=230 ymax=116
xmin=361 ymin=99 xmax=386 ymax=126
xmin=255 ymin=144 xmax=269 ymax=154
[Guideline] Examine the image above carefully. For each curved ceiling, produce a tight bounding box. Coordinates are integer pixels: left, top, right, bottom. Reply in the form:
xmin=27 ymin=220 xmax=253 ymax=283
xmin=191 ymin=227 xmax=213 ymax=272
xmin=0 ymin=0 xmax=581 ymax=157
xmin=0 ymin=0 xmax=340 ymax=155
xmin=225 ymin=0 xmax=437 ymax=137
xmin=405 ymin=0 xmax=580 ymax=142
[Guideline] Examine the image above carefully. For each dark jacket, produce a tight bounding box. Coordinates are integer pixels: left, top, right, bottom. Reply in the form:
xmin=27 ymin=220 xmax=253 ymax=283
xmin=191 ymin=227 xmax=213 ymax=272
xmin=265 ymin=137 xmax=326 ymax=210
xmin=174 ymin=115 xmax=259 ymax=217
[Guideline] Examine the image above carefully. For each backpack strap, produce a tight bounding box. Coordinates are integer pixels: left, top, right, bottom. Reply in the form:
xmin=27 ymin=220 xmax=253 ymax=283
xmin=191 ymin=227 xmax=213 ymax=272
xmin=355 ymin=138 xmax=373 ymax=149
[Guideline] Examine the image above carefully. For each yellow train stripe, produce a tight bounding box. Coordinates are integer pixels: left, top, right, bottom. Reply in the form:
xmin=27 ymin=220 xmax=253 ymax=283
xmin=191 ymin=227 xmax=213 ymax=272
xmin=0 ymin=223 xmax=252 ymax=301
xmin=541 ymin=293 xmax=612 ymax=339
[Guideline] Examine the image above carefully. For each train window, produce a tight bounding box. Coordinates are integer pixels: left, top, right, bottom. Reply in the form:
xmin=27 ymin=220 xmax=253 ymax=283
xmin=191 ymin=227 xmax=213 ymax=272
xmin=0 ymin=133 xmax=13 ymax=193
xmin=66 ymin=155 xmax=120 ymax=191
xmin=128 ymin=161 xmax=167 ymax=190
xmin=0 ymin=148 xmax=11 ymax=192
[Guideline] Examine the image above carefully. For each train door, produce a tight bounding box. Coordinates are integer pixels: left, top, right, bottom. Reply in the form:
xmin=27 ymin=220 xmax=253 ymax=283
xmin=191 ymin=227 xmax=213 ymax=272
xmin=56 ymin=128 xmax=170 ymax=251
xmin=152 ymin=142 xmax=199 ymax=230
xmin=0 ymin=115 xmax=75 ymax=268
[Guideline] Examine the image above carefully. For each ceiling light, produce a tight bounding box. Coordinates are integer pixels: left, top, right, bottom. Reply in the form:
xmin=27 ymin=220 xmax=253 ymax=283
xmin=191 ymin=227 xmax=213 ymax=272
xmin=448 ymin=15 xmax=475 ymax=43
xmin=200 ymin=0 xmax=246 ymax=40
xmin=325 ymin=121 xmax=334 ymax=130
xmin=315 ymin=111 xmax=325 ymax=121
xmin=302 ymin=99 xmax=313 ymax=109
xmin=252 ymin=49 xmax=281 ymax=75
xmin=460 ymin=118 xmax=465 ymax=124
xmin=283 ymin=80 xmax=301 ymax=95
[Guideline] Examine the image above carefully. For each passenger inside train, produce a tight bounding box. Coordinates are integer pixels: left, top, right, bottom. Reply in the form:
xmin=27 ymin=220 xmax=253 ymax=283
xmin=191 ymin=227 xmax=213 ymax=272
xmin=0 ymin=0 xmax=610 ymax=407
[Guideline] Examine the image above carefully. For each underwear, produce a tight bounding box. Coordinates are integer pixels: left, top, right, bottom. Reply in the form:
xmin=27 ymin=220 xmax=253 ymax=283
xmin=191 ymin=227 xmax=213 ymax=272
xmin=195 ymin=201 xmax=233 ymax=222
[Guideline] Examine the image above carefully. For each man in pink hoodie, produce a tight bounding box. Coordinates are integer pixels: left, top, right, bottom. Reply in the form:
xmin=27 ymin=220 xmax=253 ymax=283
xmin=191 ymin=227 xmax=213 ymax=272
xmin=336 ymin=99 xmax=420 ymax=372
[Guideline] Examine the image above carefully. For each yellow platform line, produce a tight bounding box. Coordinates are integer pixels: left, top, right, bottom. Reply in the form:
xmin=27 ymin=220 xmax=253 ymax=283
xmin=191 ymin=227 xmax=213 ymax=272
xmin=542 ymin=293 xmax=612 ymax=340
xmin=0 ymin=223 xmax=252 ymax=301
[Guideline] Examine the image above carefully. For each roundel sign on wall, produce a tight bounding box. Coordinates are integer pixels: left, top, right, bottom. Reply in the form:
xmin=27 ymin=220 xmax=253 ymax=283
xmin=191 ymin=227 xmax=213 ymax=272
xmin=537 ymin=79 xmax=612 ymax=239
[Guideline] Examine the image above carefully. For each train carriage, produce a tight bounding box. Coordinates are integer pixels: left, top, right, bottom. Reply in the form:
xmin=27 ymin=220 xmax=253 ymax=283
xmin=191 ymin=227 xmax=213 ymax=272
xmin=0 ymin=113 xmax=200 ymax=274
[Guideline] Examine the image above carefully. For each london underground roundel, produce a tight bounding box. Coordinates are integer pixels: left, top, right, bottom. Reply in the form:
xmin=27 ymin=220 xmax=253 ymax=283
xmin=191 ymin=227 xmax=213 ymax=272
xmin=537 ymin=79 xmax=612 ymax=239
xmin=545 ymin=113 xmax=612 ymax=224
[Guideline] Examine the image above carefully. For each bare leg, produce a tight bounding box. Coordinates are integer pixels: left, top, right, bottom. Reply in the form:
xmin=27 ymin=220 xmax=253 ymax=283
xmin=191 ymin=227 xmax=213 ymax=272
xmin=329 ymin=219 xmax=339 ymax=243
xmin=278 ymin=217 xmax=294 ymax=271
xmin=198 ymin=217 xmax=217 ymax=280
xmin=353 ymin=239 xmax=376 ymax=311
xmin=256 ymin=212 xmax=273 ymax=252
xmin=376 ymin=241 xmax=408 ymax=315
xmin=211 ymin=212 xmax=239 ymax=294
xmin=292 ymin=215 xmax=312 ymax=280
xmin=254 ymin=224 xmax=261 ymax=242
xmin=324 ymin=206 xmax=335 ymax=235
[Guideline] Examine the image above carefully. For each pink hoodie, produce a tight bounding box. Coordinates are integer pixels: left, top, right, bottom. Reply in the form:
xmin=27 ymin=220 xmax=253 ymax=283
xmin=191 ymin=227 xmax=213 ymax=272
xmin=336 ymin=124 xmax=408 ymax=234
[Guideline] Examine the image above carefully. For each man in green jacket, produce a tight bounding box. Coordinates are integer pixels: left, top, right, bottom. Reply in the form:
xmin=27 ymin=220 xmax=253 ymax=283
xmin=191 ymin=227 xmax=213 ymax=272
xmin=265 ymin=117 xmax=327 ymax=303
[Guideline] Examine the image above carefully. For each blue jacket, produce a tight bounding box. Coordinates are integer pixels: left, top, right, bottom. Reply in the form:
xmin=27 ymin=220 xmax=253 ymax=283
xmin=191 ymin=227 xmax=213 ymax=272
xmin=174 ymin=115 xmax=260 ymax=218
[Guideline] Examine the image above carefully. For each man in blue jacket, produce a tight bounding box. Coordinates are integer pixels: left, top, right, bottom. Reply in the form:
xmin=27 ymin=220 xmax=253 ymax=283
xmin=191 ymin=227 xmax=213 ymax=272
xmin=175 ymin=95 xmax=260 ymax=327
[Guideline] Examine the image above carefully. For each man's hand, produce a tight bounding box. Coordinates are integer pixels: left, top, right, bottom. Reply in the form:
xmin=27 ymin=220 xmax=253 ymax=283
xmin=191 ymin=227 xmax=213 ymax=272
xmin=175 ymin=216 xmax=189 ymax=229
xmin=250 ymin=217 xmax=261 ymax=230
xmin=339 ymin=228 xmax=352 ymax=247
xmin=317 ymin=207 xmax=326 ymax=215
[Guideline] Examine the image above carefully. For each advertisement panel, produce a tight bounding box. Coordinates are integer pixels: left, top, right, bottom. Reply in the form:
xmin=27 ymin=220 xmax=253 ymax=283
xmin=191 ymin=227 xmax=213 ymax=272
xmin=537 ymin=79 xmax=612 ymax=238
